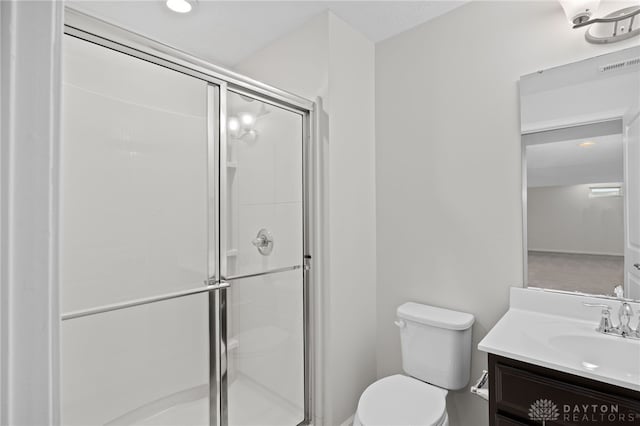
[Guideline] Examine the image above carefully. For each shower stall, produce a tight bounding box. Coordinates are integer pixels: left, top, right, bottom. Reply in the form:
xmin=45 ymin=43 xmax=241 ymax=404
xmin=59 ymin=10 xmax=314 ymax=426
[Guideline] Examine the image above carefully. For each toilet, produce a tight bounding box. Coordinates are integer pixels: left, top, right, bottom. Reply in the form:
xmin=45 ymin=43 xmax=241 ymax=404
xmin=353 ymin=302 xmax=475 ymax=426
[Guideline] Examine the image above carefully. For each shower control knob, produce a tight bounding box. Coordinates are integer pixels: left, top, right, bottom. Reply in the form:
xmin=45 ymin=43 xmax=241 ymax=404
xmin=252 ymin=236 xmax=267 ymax=247
xmin=252 ymin=228 xmax=274 ymax=256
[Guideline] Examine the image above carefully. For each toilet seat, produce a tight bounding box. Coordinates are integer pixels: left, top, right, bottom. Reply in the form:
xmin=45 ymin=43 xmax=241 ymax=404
xmin=354 ymin=375 xmax=447 ymax=426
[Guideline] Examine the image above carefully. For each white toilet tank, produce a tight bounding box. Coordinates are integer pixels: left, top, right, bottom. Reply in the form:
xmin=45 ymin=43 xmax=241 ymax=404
xmin=396 ymin=302 xmax=474 ymax=390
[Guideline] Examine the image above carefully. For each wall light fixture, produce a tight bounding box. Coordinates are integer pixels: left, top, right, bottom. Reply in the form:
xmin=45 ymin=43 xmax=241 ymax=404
xmin=559 ymin=0 xmax=640 ymax=43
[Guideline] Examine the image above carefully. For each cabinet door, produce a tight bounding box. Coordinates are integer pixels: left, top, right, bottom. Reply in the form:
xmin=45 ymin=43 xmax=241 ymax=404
xmin=495 ymin=414 xmax=530 ymax=426
xmin=494 ymin=362 xmax=640 ymax=425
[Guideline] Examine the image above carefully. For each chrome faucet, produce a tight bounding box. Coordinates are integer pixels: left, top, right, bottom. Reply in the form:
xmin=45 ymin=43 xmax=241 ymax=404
xmin=584 ymin=301 xmax=639 ymax=340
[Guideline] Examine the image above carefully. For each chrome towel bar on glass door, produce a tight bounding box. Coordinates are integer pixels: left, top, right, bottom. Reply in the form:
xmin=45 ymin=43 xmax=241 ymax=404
xmin=222 ymin=264 xmax=305 ymax=282
xmin=61 ymin=281 xmax=230 ymax=321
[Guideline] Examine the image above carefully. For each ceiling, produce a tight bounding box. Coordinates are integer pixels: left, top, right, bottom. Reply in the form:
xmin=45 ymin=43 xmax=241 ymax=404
xmin=67 ymin=1 xmax=467 ymax=67
xmin=527 ymin=134 xmax=624 ymax=188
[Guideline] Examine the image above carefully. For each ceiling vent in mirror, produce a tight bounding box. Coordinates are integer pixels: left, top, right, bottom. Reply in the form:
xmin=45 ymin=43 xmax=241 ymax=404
xmin=600 ymin=57 xmax=640 ymax=73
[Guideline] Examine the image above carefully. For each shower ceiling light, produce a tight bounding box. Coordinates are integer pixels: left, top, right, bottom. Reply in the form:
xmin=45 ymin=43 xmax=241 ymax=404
xmin=166 ymin=0 xmax=192 ymax=14
xmin=228 ymin=116 xmax=241 ymax=138
xmin=228 ymin=115 xmax=257 ymax=140
xmin=240 ymin=113 xmax=255 ymax=129
xmin=559 ymin=0 xmax=640 ymax=44
xmin=228 ymin=117 xmax=240 ymax=132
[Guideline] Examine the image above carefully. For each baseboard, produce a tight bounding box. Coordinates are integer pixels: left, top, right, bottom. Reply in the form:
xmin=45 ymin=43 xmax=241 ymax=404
xmin=528 ymin=249 xmax=624 ymax=257
xmin=339 ymin=414 xmax=354 ymax=426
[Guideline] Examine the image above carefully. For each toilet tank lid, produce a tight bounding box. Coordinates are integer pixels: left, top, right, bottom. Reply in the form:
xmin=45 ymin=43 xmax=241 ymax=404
xmin=397 ymin=302 xmax=475 ymax=330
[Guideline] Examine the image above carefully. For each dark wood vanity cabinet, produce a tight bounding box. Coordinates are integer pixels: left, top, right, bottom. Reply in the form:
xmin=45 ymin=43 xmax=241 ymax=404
xmin=488 ymin=353 xmax=640 ymax=425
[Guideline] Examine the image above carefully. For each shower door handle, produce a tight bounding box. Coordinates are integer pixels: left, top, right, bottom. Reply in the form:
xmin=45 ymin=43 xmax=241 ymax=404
xmin=205 ymin=278 xmax=231 ymax=289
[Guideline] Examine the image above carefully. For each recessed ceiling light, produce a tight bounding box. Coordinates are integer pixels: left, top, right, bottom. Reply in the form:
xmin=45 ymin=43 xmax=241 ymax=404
xmin=166 ymin=0 xmax=192 ymax=14
xmin=578 ymin=141 xmax=596 ymax=147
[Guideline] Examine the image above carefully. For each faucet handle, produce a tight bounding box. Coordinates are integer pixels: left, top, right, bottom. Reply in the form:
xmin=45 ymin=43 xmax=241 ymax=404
xmin=613 ymin=285 xmax=624 ymax=298
xmin=618 ymin=302 xmax=634 ymax=336
xmin=583 ymin=303 xmax=614 ymax=333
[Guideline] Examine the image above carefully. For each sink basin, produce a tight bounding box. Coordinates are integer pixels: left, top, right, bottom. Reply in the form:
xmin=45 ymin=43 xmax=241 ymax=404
xmin=547 ymin=334 xmax=640 ymax=381
xmin=479 ymin=307 xmax=640 ymax=391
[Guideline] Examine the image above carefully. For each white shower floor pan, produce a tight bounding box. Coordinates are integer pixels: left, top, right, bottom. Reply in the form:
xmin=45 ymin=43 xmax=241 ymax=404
xmin=124 ymin=374 xmax=301 ymax=426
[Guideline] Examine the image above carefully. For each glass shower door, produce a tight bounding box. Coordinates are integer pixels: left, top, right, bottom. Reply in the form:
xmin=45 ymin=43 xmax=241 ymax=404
xmin=221 ymin=91 xmax=306 ymax=426
xmin=60 ymin=35 xmax=219 ymax=426
xmin=61 ymin=30 xmax=310 ymax=426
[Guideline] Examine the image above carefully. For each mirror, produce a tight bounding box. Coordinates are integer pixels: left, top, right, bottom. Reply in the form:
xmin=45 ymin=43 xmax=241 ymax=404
xmin=520 ymin=46 xmax=640 ymax=301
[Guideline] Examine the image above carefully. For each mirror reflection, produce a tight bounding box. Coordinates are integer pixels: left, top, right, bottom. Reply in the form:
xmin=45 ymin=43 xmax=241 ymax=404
xmin=520 ymin=46 xmax=640 ymax=300
xmin=526 ymin=132 xmax=624 ymax=295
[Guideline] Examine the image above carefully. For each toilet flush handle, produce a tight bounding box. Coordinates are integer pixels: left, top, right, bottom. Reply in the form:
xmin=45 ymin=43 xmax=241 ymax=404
xmin=394 ymin=319 xmax=406 ymax=329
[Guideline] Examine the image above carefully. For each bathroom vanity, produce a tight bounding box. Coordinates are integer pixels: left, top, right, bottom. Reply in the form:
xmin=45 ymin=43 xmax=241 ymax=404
xmin=488 ymin=354 xmax=640 ymax=425
xmin=480 ymin=288 xmax=640 ymax=426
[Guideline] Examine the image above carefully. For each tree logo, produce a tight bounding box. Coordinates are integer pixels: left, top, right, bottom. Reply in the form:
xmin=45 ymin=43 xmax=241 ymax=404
xmin=529 ymin=399 xmax=560 ymax=425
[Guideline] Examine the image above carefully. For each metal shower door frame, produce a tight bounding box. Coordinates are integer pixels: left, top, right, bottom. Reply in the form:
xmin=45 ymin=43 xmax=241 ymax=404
xmin=218 ymin=86 xmax=312 ymax=426
xmin=62 ymin=8 xmax=316 ymax=426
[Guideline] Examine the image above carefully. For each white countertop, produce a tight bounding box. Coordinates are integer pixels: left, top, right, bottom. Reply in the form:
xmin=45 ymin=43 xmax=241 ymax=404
xmin=478 ymin=288 xmax=640 ymax=391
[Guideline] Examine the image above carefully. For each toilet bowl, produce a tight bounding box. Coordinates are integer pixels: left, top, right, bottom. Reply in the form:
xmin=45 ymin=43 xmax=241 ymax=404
xmin=353 ymin=375 xmax=448 ymax=426
xmin=353 ymin=302 xmax=474 ymax=426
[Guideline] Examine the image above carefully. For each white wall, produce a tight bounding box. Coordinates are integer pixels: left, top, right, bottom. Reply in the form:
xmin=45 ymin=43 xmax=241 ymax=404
xmin=326 ymin=15 xmax=377 ymax=426
xmin=235 ymin=12 xmax=377 ymax=426
xmin=528 ymin=184 xmax=624 ymax=256
xmin=375 ymin=2 xmax=640 ymax=426
xmin=234 ymin=13 xmax=330 ymax=102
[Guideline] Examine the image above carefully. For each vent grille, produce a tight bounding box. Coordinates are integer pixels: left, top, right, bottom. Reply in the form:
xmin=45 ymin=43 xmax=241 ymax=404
xmin=600 ymin=57 xmax=640 ymax=73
